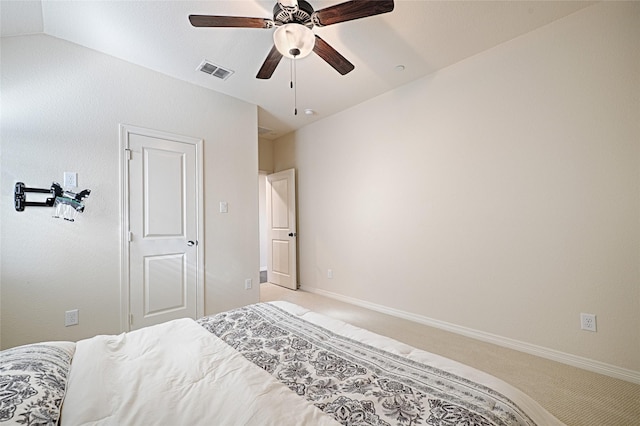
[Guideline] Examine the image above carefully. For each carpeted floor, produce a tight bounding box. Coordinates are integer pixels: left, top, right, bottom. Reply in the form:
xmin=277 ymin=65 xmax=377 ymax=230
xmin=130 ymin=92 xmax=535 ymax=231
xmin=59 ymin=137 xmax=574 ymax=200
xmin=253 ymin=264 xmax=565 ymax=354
xmin=260 ymin=283 xmax=640 ymax=426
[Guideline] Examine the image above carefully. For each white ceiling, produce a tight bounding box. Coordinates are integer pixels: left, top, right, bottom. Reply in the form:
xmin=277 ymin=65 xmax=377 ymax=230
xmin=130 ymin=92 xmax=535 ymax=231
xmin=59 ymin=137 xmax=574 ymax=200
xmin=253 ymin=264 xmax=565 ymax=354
xmin=2 ymin=0 xmax=594 ymax=139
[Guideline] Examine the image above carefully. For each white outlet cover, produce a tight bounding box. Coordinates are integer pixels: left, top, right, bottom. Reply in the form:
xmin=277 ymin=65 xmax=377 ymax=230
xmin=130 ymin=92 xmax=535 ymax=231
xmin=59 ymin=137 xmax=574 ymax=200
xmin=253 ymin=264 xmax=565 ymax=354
xmin=580 ymin=313 xmax=597 ymax=332
xmin=64 ymin=172 xmax=78 ymax=188
xmin=65 ymin=309 xmax=79 ymax=327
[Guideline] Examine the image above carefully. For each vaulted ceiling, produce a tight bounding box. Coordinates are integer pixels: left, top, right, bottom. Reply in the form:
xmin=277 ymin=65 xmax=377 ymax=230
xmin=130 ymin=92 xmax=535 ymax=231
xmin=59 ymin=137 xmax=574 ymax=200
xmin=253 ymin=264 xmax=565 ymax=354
xmin=1 ymin=0 xmax=594 ymax=139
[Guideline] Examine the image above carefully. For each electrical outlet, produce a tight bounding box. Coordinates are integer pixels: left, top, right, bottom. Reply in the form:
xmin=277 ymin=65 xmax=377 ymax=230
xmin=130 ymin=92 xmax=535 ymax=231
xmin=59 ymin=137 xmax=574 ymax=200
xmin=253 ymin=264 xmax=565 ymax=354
xmin=245 ymin=278 xmax=252 ymax=290
xmin=327 ymin=269 xmax=333 ymax=279
xmin=63 ymin=172 xmax=78 ymax=188
xmin=65 ymin=309 xmax=79 ymax=327
xmin=580 ymin=313 xmax=597 ymax=332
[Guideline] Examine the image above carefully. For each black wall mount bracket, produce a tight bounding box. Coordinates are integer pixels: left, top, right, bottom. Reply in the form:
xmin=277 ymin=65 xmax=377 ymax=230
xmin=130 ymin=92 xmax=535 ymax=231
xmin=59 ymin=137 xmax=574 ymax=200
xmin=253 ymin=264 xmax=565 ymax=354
xmin=14 ymin=182 xmax=64 ymax=211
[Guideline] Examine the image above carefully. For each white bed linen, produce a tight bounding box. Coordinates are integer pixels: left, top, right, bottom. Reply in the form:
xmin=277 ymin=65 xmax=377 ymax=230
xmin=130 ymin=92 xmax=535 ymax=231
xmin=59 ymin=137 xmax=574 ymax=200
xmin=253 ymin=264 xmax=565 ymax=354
xmin=269 ymin=301 xmax=564 ymax=426
xmin=60 ymin=317 xmax=338 ymax=426
xmin=60 ymin=301 xmax=563 ymax=425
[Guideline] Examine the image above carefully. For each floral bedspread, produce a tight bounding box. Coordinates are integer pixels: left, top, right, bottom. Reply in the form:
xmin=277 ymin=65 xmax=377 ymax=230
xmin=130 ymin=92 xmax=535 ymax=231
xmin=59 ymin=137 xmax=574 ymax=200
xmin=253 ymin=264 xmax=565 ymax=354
xmin=0 ymin=342 xmax=74 ymax=425
xmin=197 ymin=303 xmax=539 ymax=426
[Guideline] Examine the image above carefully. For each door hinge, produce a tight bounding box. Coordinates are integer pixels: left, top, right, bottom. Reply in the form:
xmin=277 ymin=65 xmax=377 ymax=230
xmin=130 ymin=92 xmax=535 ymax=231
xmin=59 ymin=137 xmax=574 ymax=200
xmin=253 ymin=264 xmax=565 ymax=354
xmin=129 ymin=314 xmax=133 ymax=326
xmin=128 ymin=231 xmax=133 ymax=242
xmin=125 ymin=148 xmax=132 ymax=160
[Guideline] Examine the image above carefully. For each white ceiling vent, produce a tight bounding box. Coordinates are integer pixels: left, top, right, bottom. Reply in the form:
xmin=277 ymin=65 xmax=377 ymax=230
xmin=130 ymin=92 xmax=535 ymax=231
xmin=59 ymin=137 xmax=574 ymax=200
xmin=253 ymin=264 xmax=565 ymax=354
xmin=258 ymin=126 xmax=274 ymax=135
xmin=197 ymin=60 xmax=234 ymax=80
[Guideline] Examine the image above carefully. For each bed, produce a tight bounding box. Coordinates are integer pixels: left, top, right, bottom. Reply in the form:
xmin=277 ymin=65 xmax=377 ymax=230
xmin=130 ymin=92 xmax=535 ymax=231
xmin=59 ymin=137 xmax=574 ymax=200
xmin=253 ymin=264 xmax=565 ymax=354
xmin=0 ymin=301 xmax=564 ymax=425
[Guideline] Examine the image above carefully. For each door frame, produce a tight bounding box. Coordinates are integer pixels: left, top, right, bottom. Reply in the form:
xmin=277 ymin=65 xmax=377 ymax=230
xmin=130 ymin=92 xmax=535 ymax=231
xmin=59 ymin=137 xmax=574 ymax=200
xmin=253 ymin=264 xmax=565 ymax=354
xmin=119 ymin=124 xmax=204 ymax=332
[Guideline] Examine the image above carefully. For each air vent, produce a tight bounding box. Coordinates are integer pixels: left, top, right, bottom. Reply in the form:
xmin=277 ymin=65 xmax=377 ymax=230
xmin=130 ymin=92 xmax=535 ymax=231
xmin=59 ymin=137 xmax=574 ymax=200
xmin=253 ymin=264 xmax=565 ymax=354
xmin=258 ymin=126 xmax=274 ymax=135
xmin=197 ymin=60 xmax=234 ymax=80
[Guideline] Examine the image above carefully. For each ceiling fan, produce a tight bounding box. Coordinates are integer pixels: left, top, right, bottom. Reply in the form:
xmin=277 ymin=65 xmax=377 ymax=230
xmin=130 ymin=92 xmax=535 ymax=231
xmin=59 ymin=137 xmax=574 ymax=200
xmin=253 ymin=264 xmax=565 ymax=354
xmin=189 ymin=0 xmax=395 ymax=79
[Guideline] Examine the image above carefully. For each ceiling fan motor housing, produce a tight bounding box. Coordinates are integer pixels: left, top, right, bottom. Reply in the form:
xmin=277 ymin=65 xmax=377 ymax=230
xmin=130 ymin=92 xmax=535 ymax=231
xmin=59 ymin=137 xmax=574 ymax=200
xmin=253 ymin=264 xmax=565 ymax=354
xmin=273 ymin=0 xmax=315 ymax=27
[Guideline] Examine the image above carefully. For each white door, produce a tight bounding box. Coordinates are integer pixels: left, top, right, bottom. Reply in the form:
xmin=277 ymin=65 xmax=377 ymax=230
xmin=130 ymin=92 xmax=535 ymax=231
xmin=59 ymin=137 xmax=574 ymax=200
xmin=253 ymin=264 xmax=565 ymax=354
xmin=121 ymin=125 xmax=204 ymax=331
xmin=266 ymin=169 xmax=297 ymax=290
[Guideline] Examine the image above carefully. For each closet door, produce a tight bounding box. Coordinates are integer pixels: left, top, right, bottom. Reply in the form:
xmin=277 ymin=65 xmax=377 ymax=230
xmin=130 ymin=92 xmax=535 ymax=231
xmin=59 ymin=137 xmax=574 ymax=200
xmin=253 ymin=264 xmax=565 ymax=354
xmin=121 ymin=125 xmax=203 ymax=330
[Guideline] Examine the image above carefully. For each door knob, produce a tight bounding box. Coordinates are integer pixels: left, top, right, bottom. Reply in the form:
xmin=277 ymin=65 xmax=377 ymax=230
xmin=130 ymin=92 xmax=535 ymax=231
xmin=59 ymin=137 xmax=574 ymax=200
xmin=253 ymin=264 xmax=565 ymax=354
xmin=187 ymin=240 xmax=197 ymax=247
xmin=288 ymin=232 xmax=297 ymax=237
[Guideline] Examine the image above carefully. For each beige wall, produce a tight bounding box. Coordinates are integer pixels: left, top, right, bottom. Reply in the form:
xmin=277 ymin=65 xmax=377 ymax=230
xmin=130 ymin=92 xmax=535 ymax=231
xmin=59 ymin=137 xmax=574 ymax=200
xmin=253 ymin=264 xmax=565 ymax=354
xmin=274 ymin=2 xmax=640 ymax=374
xmin=258 ymin=138 xmax=274 ymax=173
xmin=1 ymin=34 xmax=260 ymax=348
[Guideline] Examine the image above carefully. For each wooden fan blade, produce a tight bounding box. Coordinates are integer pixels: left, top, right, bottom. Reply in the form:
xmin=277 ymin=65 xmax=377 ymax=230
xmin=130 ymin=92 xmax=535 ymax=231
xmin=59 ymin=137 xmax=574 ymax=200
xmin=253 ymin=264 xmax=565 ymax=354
xmin=313 ymin=35 xmax=354 ymax=75
xmin=189 ymin=15 xmax=273 ymax=28
xmin=256 ymin=45 xmax=284 ymax=79
xmin=312 ymin=0 xmax=394 ymax=27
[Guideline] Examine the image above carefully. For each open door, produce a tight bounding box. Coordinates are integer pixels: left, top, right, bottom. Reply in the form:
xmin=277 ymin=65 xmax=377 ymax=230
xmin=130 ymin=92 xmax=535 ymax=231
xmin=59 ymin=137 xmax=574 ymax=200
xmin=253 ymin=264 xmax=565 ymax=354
xmin=266 ymin=168 xmax=297 ymax=290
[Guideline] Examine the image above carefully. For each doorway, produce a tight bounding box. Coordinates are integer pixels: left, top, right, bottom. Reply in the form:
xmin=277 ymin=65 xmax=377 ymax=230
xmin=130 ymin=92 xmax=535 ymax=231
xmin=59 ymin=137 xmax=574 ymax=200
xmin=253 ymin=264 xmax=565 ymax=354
xmin=259 ymin=171 xmax=268 ymax=283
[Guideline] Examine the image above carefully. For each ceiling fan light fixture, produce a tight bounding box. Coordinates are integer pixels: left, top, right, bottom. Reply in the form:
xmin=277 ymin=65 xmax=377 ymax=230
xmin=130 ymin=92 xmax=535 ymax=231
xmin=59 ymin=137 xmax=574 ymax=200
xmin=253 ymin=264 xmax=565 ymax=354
xmin=273 ymin=23 xmax=315 ymax=59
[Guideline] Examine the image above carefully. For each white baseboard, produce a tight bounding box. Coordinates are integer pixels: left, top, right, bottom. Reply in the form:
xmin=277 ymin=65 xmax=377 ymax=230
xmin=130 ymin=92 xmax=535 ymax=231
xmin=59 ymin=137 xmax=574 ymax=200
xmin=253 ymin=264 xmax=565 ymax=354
xmin=303 ymin=286 xmax=640 ymax=385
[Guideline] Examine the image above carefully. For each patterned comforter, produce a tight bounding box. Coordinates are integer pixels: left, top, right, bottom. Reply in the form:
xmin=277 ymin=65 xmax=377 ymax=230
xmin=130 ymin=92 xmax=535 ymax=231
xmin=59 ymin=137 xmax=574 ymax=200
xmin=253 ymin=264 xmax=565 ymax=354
xmin=198 ymin=302 xmax=562 ymax=426
xmin=1 ymin=301 xmax=563 ymax=425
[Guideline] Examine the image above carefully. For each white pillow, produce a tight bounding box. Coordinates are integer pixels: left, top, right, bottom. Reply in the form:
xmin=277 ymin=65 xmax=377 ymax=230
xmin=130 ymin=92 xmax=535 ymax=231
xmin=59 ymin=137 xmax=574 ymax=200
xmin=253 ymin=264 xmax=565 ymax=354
xmin=0 ymin=342 xmax=75 ymax=425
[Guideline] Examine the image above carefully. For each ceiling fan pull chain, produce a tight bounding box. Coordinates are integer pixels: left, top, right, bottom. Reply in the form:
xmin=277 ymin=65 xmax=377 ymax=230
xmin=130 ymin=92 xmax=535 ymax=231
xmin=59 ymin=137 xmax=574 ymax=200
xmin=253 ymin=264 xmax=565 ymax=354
xmin=291 ymin=55 xmax=298 ymax=115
